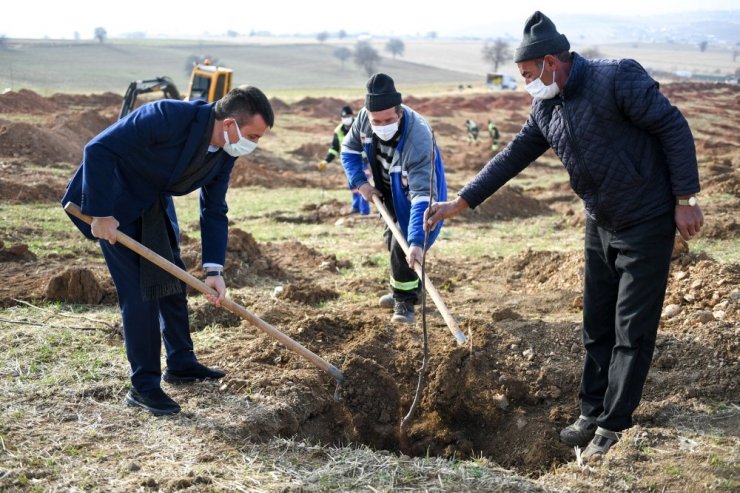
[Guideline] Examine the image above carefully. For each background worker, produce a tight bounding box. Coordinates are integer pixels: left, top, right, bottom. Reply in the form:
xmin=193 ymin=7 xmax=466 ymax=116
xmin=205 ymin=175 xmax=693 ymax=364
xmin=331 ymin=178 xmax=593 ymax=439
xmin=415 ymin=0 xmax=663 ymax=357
xmin=464 ymin=119 xmax=480 ymax=145
xmin=62 ymin=87 xmax=275 ymax=416
xmin=342 ymin=73 xmax=447 ymax=324
xmin=319 ymin=105 xmax=370 ymax=215
xmin=425 ymin=11 xmax=703 ymax=461
xmin=487 ymin=119 xmax=500 ymax=152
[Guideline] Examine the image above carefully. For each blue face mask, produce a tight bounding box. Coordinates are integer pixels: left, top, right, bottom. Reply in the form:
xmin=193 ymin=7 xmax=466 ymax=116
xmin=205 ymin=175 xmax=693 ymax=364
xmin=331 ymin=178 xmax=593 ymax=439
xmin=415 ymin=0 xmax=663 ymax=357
xmin=222 ymin=119 xmax=257 ymax=157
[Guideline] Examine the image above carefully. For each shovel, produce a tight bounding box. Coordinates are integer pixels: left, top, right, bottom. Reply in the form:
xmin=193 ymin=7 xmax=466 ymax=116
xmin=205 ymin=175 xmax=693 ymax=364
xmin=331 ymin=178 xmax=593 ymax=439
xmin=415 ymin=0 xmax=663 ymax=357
xmin=63 ymin=202 xmax=345 ymax=389
xmin=370 ymin=196 xmax=467 ymax=345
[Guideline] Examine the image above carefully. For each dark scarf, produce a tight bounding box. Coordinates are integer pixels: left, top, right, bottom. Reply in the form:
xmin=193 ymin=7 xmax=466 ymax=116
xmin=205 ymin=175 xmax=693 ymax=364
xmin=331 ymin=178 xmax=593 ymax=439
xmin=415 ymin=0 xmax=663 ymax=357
xmin=140 ymin=109 xmax=220 ymax=301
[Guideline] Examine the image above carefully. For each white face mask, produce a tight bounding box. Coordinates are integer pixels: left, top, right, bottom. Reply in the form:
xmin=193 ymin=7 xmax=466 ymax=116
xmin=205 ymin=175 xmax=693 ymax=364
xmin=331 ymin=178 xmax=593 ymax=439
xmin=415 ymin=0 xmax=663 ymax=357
xmin=371 ymin=121 xmax=399 ymax=141
xmin=342 ymin=117 xmax=353 ymax=126
xmin=525 ymin=63 xmax=559 ymax=99
xmin=222 ymin=119 xmax=257 ymax=157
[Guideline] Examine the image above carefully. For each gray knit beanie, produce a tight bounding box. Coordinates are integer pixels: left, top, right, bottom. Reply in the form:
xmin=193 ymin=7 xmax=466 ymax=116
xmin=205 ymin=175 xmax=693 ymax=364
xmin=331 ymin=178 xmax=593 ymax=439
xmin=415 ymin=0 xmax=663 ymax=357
xmin=514 ymin=11 xmax=570 ymax=63
xmin=365 ymin=73 xmax=402 ymax=112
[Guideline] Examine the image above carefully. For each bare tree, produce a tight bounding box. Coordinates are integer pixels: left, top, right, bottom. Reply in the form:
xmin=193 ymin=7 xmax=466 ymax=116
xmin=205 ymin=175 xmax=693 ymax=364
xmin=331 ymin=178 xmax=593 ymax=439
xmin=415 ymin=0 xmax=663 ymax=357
xmin=698 ymin=40 xmax=708 ymax=52
xmin=385 ymin=38 xmax=405 ymax=59
xmin=94 ymin=27 xmax=107 ymax=44
xmin=334 ymin=47 xmax=352 ymax=70
xmin=580 ymin=46 xmax=602 ymax=59
xmin=481 ymin=38 xmax=511 ymax=72
xmin=317 ymin=31 xmax=329 ymax=43
xmin=354 ymin=41 xmax=380 ymax=76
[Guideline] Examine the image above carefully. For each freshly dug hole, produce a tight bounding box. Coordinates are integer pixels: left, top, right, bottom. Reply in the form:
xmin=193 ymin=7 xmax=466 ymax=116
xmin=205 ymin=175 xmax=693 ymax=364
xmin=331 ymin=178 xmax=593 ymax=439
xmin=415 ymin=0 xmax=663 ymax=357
xmin=338 ymin=354 xmax=401 ymax=450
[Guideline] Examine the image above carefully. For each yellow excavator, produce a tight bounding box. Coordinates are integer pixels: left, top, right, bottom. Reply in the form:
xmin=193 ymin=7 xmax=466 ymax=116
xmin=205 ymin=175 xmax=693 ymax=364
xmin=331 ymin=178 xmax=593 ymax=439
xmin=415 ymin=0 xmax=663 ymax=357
xmin=119 ymin=62 xmax=233 ymax=119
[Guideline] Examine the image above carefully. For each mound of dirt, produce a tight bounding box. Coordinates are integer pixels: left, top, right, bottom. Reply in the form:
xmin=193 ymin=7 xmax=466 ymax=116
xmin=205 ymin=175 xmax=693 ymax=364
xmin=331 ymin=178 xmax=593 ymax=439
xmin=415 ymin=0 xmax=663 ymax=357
xmin=0 ymin=121 xmax=81 ymax=164
xmin=0 ymin=241 xmax=37 ymax=262
xmin=268 ymin=97 xmax=290 ymax=114
xmin=267 ymin=240 xmax=352 ymax=276
xmin=0 ymin=89 xmax=63 ymax=114
xmin=181 ymin=228 xmax=284 ymax=289
xmin=700 ymin=160 xmax=739 ymax=195
xmin=461 ymin=186 xmax=553 ymax=222
xmin=290 ymin=142 xmax=326 ymax=159
xmin=498 ymin=249 xmax=584 ymax=291
xmin=277 ymin=283 xmax=339 ymax=305
xmin=50 ymin=110 xmax=115 ymax=153
xmin=291 ymin=97 xmax=351 ymax=119
xmin=45 ymin=267 xmax=105 ymax=305
xmin=230 ymin=152 xmax=314 ymax=188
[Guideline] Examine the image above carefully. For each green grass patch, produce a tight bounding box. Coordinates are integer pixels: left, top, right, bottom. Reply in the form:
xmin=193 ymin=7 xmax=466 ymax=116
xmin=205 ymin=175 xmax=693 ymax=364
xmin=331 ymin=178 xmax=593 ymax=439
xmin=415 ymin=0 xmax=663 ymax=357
xmin=0 ymin=203 xmax=96 ymax=258
xmin=0 ymin=305 xmax=123 ymax=387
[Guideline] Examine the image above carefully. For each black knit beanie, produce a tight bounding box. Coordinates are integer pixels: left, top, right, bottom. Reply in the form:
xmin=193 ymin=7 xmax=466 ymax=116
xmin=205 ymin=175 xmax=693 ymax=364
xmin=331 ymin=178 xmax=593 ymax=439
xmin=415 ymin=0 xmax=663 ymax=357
xmin=340 ymin=105 xmax=353 ymax=116
xmin=514 ymin=11 xmax=570 ymax=63
xmin=365 ymin=73 xmax=402 ymax=112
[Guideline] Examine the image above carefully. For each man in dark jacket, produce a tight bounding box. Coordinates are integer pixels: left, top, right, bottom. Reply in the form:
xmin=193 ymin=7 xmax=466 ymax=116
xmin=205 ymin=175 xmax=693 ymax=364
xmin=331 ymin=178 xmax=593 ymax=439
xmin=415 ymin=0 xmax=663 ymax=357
xmin=62 ymin=87 xmax=274 ymax=416
xmin=425 ymin=11 xmax=703 ymax=460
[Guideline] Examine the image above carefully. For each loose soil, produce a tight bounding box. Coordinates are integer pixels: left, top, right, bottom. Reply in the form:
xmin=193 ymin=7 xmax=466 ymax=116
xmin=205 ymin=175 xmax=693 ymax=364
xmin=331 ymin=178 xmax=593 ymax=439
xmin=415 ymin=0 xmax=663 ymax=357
xmin=0 ymin=84 xmax=737 ymax=490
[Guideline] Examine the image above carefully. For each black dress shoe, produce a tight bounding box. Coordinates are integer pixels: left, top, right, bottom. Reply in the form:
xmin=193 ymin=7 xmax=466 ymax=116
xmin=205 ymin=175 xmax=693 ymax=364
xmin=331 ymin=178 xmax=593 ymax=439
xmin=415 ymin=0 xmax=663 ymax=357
xmin=125 ymin=388 xmax=180 ymax=416
xmin=163 ymin=362 xmax=226 ymax=384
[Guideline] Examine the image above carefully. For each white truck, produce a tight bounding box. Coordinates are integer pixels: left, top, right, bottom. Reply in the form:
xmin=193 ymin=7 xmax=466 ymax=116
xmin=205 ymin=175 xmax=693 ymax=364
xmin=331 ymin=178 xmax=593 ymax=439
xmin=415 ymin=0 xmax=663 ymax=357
xmin=486 ymin=73 xmax=518 ymax=90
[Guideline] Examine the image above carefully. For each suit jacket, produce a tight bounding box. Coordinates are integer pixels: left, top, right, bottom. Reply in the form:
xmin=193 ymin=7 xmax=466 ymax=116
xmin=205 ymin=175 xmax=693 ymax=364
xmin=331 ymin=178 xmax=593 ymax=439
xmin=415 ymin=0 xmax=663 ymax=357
xmin=61 ymin=99 xmax=235 ymax=265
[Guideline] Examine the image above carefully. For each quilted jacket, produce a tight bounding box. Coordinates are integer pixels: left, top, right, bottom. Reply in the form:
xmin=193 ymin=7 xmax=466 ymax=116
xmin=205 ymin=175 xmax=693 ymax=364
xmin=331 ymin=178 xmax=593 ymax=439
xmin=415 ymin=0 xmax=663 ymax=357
xmin=459 ymin=53 xmax=700 ymax=231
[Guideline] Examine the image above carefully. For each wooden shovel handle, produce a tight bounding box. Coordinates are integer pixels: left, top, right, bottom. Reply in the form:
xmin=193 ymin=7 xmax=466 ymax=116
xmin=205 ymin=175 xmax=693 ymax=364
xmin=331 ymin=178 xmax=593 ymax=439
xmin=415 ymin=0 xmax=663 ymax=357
xmin=371 ymin=196 xmax=467 ymax=345
xmin=63 ymin=202 xmax=345 ymax=383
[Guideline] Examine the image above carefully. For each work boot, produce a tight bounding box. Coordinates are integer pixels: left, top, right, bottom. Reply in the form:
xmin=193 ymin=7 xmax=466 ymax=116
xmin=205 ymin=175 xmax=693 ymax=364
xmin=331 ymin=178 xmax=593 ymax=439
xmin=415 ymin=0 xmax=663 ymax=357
xmin=163 ymin=361 xmax=226 ymax=385
xmin=582 ymin=427 xmax=620 ymax=461
xmin=380 ymin=293 xmax=421 ymax=310
xmin=379 ymin=293 xmax=395 ymax=310
xmin=560 ymin=415 xmax=598 ymax=447
xmin=126 ymin=387 xmax=180 ymax=416
xmin=391 ymin=300 xmax=415 ymax=324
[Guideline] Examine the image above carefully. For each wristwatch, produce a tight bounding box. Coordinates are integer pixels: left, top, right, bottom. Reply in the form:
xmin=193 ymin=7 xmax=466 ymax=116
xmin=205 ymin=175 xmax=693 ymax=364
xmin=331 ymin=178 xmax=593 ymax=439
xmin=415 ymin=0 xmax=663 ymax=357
xmin=677 ymin=196 xmax=698 ymax=206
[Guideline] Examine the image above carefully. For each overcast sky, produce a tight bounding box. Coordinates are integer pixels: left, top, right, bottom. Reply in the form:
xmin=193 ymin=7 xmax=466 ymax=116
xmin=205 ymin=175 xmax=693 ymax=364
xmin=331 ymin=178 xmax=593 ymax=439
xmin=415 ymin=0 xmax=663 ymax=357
xmin=4 ymin=0 xmax=738 ymax=39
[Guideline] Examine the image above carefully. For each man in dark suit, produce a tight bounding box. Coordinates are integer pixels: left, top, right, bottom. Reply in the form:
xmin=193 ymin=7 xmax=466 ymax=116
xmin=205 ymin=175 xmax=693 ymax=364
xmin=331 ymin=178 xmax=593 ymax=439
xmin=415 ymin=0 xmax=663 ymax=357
xmin=62 ymin=87 xmax=274 ymax=416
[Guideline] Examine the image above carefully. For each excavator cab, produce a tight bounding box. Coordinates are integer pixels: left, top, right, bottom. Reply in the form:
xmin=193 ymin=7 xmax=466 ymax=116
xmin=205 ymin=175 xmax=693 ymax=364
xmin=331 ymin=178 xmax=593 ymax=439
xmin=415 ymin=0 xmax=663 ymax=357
xmin=186 ymin=63 xmax=233 ymax=102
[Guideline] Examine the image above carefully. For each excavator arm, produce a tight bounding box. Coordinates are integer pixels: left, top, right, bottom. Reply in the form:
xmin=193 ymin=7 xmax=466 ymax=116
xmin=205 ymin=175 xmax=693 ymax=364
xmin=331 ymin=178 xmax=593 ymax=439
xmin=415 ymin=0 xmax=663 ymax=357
xmin=118 ymin=77 xmax=181 ymax=120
